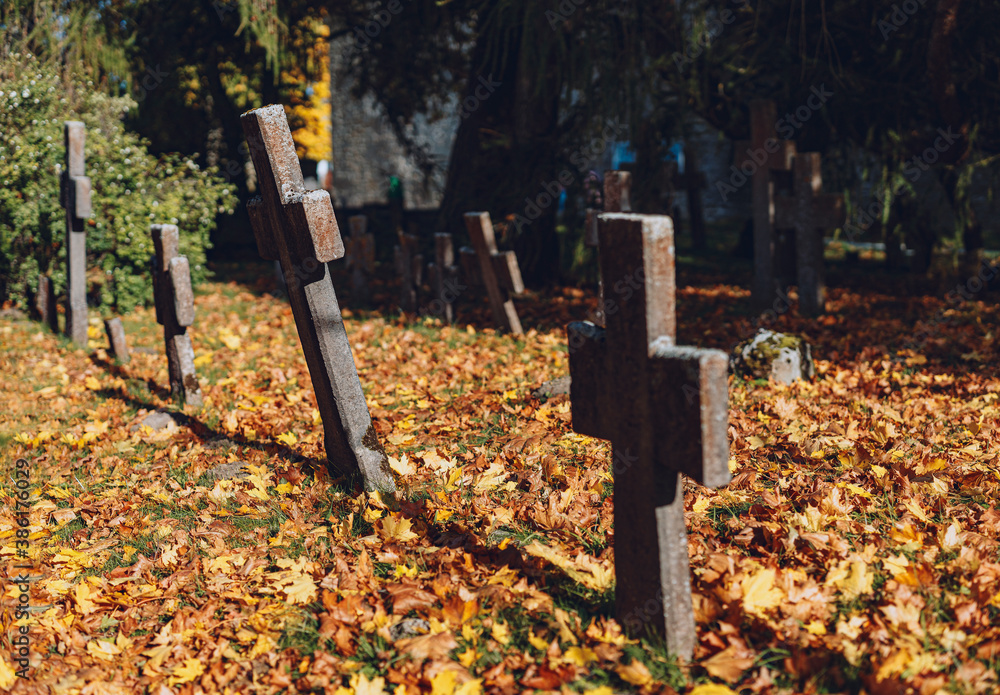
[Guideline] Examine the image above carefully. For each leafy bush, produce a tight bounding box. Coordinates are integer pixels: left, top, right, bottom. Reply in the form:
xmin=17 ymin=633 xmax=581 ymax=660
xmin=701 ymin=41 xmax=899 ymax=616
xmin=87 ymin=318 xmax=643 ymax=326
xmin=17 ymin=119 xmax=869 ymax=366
xmin=0 ymin=51 xmax=237 ymax=312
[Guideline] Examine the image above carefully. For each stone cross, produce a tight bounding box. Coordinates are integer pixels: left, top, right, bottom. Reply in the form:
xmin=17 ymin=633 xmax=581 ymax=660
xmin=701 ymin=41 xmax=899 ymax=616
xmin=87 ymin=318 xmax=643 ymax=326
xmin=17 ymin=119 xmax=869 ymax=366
xmin=104 ymin=317 xmax=130 ymax=364
xmin=774 ymin=153 xmax=845 ymax=316
xmin=739 ymin=100 xmax=796 ymax=312
xmin=151 ymin=224 xmax=203 ymax=407
xmin=427 ymin=233 xmax=461 ymax=323
xmin=394 ymin=231 xmax=423 ymax=313
xmin=463 ymin=212 xmax=524 ymax=335
xmin=35 ymin=276 xmax=58 ymax=332
xmin=62 ymin=121 xmax=92 ymax=347
xmin=567 ymin=213 xmax=730 ymax=660
xmin=345 ymin=215 xmax=375 ymax=305
xmin=585 ymin=171 xmax=633 ymax=327
xmin=241 ymin=104 xmax=395 ymax=493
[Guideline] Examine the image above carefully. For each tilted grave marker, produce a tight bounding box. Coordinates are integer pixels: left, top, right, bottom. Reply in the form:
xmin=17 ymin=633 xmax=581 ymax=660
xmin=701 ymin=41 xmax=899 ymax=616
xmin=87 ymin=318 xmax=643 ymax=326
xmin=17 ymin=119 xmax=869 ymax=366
xmin=104 ymin=317 xmax=131 ymax=364
xmin=151 ymin=224 xmax=203 ymax=406
xmin=774 ymin=153 xmax=845 ymax=316
xmin=62 ymin=121 xmax=92 ymax=346
xmin=345 ymin=215 xmax=375 ymax=304
xmin=241 ymin=104 xmax=395 ymax=493
xmin=463 ymin=212 xmax=524 ymax=335
xmin=427 ymin=233 xmax=461 ymax=323
xmin=35 ymin=276 xmax=58 ymax=332
xmin=394 ymin=231 xmax=423 ymax=314
xmin=567 ymin=213 xmax=730 ymax=660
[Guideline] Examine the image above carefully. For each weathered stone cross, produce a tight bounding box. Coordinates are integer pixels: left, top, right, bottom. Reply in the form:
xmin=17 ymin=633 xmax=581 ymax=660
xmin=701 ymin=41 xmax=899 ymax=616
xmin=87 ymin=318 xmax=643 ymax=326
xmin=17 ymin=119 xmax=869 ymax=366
xmin=463 ymin=212 xmax=524 ymax=334
xmin=151 ymin=224 xmax=203 ymax=406
xmin=774 ymin=153 xmax=845 ymax=316
xmin=62 ymin=121 xmax=92 ymax=346
xmin=345 ymin=215 xmax=375 ymax=305
xmin=394 ymin=230 xmax=423 ymax=313
xmin=241 ymin=104 xmax=395 ymax=493
xmin=585 ymin=171 xmax=632 ymax=327
xmin=35 ymin=276 xmax=58 ymax=332
xmin=567 ymin=213 xmax=730 ymax=660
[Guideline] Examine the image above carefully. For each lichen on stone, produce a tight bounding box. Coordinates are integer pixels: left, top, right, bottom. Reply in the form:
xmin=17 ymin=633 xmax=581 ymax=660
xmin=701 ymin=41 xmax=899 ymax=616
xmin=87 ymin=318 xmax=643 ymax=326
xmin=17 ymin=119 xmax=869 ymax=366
xmin=731 ymin=329 xmax=815 ymax=385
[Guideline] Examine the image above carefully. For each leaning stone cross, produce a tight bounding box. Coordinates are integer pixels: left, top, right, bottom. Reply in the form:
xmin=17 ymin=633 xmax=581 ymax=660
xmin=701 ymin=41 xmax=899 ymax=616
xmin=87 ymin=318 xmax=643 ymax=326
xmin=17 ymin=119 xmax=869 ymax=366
xmin=62 ymin=121 xmax=92 ymax=346
xmin=151 ymin=224 xmax=203 ymax=406
xmin=241 ymin=104 xmax=395 ymax=493
xmin=463 ymin=212 xmax=524 ymax=334
xmin=774 ymin=153 xmax=844 ymax=316
xmin=567 ymin=213 xmax=730 ymax=660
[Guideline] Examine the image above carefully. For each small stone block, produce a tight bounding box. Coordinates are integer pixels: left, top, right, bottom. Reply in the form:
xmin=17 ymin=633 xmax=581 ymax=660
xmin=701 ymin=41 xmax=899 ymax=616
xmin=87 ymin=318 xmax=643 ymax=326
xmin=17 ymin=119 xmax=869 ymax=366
xmin=104 ymin=317 xmax=131 ymax=364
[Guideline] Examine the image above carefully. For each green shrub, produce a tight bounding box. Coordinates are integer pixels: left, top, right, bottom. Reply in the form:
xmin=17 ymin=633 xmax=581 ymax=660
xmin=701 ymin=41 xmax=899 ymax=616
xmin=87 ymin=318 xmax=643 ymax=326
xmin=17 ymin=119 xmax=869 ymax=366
xmin=0 ymin=51 xmax=237 ymax=312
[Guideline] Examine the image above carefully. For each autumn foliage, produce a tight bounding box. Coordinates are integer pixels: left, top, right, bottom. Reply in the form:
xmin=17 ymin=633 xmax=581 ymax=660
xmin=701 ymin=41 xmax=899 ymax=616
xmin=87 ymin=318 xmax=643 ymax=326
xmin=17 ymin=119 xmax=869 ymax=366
xmin=1 ymin=268 xmax=999 ymax=694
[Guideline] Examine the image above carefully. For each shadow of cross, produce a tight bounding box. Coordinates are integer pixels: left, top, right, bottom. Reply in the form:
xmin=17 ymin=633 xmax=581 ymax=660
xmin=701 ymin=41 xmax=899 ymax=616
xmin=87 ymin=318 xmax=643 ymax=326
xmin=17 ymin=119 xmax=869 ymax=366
xmin=151 ymin=224 xmax=203 ymax=407
xmin=62 ymin=121 xmax=92 ymax=347
xmin=566 ymin=214 xmax=730 ymax=661
xmin=463 ymin=212 xmax=525 ymax=334
xmin=241 ymin=104 xmax=395 ymax=493
xmin=774 ymin=153 xmax=845 ymax=316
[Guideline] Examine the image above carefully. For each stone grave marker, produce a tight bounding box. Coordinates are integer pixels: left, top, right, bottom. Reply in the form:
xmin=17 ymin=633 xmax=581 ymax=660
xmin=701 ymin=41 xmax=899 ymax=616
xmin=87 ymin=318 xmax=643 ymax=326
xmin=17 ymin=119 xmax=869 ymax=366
xmin=427 ymin=233 xmax=461 ymax=323
xmin=35 ymin=276 xmax=58 ymax=332
xmin=151 ymin=224 xmax=203 ymax=407
xmin=394 ymin=231 xmax=423 ymax=313
xmin=345 ymin=215 xmax=376 ymax=304
xmin=62 ymin=121 xmax=92 ymax=346
xmin=241 ymin=104 xmax=395 ymax=493
xmin=463 ymin=212 xmax=524 ymax=335
xmin=104 ymin=317 xmax=131 ymax=364
xmin=585 ymin=171 xmax=633 ymax=327
xmin=567 ymin=213 xmax=730 ymax=660
xmin=773 ymin=153 xmax=845 ymax=316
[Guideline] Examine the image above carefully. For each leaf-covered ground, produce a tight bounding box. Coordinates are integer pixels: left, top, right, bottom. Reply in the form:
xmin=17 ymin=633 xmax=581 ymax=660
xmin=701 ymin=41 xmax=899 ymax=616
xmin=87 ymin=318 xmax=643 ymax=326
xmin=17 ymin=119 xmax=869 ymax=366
xmin=1 ymin=264 xmax=999 ymax=695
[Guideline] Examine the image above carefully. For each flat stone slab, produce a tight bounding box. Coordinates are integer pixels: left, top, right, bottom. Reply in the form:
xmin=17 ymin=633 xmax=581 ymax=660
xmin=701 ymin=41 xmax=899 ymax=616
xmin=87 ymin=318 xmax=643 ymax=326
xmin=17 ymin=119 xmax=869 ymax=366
xmin=388 ymin=618 xmax=430 ymax=641
xmin=532 ymin=376 xmax=572 ymax=399
xmin=131 ymin=410 xmax=178 ymax=432
xmin=205 ymin=462 xmax=249 ymax=481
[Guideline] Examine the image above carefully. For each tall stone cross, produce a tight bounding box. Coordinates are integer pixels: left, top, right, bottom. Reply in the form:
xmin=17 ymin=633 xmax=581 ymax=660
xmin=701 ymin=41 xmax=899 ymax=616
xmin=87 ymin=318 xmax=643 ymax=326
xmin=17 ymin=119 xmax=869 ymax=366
xmin=345 ymin=215 xmax=375 ymax=305
xmin=62 ymin=121 xmax=92 ymax=346
xmin=585 ymin=171 xmax=633 ymax=327
xmin=741 ymin=100 xmax=796 ymax=312
xmin=151 ymin=224 xmax=203 ymax=407
xmin=394 ymin=231 xmax=423 ymax=313
xmin=241 ymin=104 xmax=395 ymax=493
xmin=567 ymin=213 xmax=730 ymax=660
xmin=774 ymin=153 xmax=845 ymax=316
xmin=463 ymin=212 xmax=524 ymax=335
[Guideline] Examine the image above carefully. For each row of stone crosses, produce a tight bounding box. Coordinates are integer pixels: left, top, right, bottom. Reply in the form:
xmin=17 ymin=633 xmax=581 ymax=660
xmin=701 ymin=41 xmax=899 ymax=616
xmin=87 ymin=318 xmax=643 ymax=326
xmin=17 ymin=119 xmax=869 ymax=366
xmin=32 ymin=102 xmax=842 ymax=661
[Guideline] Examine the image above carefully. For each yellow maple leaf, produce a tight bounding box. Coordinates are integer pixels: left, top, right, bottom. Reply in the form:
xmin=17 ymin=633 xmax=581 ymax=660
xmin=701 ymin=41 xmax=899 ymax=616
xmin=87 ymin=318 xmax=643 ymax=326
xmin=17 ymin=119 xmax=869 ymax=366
xmin=430 ymin=669 xmax=458 ymax=695
xmin=379 ymin=514 xmax=420 ymax=542
xmin=690 ymin=685 xmax=738 ymax=695
xmin=276 ymin=432 xmax=298 ymax=447
xmin=616 ymin=659 xmax=652 ymax=686
xmin=0 ymin=657 xmax=18 ymax=688
xmin=84 ymin=376 xmax=101 ymax=390
xmin=741 ymin=568 xmax=784 ymax=616
xmin=562 ymin=645 xmax=597 ymax=667
xmin=527 ymin=630 xmax=549 ymax=651
xmin=455 ymin=680 xmax=482 ymax=695
xmin=75 ymin=582 xmax=99 ymax=615
xmin=490 ymin=622 xmax=510 ymax=646
xmin=168 ymin=658 xmax=205 ymax=686
xmin=282 ymin=574 xmax=317 ymax=605
xmin=389 ymin=454 xmax=415 ymax=476
xmin=350 ymin=672 xmax=388 ymax=695
xmin=86 ymin=639 xmax=121 ymax=661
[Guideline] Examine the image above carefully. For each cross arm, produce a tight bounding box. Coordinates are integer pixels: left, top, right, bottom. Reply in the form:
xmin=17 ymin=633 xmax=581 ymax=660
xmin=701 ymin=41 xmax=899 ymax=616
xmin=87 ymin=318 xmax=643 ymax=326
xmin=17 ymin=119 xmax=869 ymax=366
xmin=168 ymin=256 xmax=196 ymax=327
xmin=648 ymin=339 xmax=731 ymax=489
xmin=567 ymin=321 xmax=611 ymax=439
xmin=242 ymin=105 xmax=344 ymax=265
